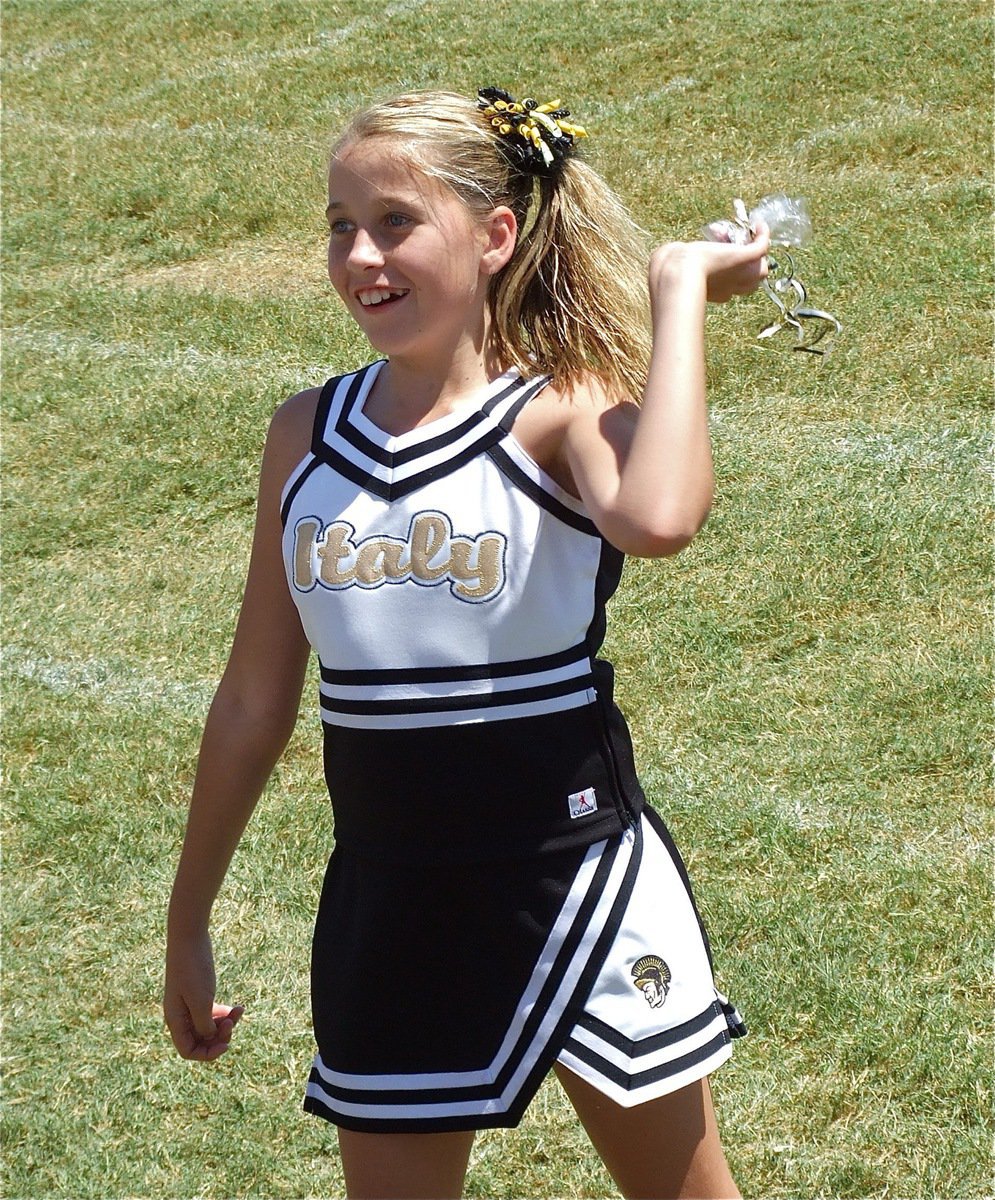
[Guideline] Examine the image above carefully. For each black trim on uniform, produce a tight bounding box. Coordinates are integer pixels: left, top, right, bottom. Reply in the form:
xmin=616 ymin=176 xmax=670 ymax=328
xmin=586 ymin=537 xmax=626 ymax=657
xmin=573 ymin=1004 xmax=726 ymax=1057
xmin=310 ymin=427 xmax=513 ymax=502
xmin=486 ymin=444 xmax=600 ymax=536
xmin=561 ymin=1030 xmax=731 ymax=1093
xmin=315 ymin=368 xmax=547 ymax=470
xmin=643 ymin=805 xmax=716 ymax=972
xmin=279 ymin=370 xmax=356 ymax=527
xmin=335 ymin=388 xmax=487 ymax=469
xmin=311 ymin=371 xmax=358 ymax=458
xmin=307 ymin=444 xmax=392 ymax=499
xmin=289 ymin=368 xmax=563 ymax=515
xmin=319 ymin=673 xmax=594 ymax=717
xmin=493 ymin=376 xmax=551 ymax=432
xmin=318 ymin=641 xmax=589 ymax=685
xmin=279 ymin=455 xmax=322 ymax=529
xmin=497 ymin=819 xmax=643 ymax=1128
xmin=490 ymin=836 xmax=626 ymax=1100
xmin=330 ymin=371 xmax=547 ymax=469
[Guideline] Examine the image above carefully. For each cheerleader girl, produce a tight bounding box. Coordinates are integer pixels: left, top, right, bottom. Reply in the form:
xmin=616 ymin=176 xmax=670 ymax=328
xmin=164 ymin=87 xmax=769 ymax=1200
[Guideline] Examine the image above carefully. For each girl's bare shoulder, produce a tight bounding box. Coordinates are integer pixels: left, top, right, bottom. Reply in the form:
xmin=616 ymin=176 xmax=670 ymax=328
xmin=513 ymin=374 xmax=639 ymax=497
xmin=262 ymin=386 xmax=323 ymax=482
xmin=271 ymin=385 xmax=323 ymax=440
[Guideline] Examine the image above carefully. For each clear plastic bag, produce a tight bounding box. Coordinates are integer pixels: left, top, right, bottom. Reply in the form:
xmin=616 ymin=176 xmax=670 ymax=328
xmin=702 ymin=193 xmax=812 ymax=247
xmin=748 ymin=193 xmax=812 ymax=247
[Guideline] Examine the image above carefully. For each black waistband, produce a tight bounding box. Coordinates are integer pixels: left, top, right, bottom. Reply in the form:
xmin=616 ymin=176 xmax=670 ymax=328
xmin=321 ymin=686 xmax=644 ymax=863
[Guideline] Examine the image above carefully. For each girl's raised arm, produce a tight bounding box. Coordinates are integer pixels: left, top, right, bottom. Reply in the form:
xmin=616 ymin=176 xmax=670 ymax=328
xmin=163 ymin=391 xmax=317 ymax=1060
xmin=563 ymin=228 xmax=770 ymax=558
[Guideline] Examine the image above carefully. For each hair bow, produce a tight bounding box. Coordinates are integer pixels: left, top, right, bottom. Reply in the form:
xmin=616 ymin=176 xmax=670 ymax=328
xmin=477 ymin=86 xmax=587 ymax=174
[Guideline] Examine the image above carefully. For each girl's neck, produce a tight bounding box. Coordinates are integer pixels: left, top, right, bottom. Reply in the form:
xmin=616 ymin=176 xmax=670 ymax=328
xmin=364 ymin=340 xmax=508 ymax=436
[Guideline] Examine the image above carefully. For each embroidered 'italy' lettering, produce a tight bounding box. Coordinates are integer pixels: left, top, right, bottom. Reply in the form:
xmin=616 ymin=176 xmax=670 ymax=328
xmin=292 ymin=511 xmax=507 ymax=603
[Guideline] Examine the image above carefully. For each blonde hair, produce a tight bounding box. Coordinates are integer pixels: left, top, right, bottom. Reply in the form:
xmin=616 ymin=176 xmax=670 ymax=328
xmin=333 ymin=90 xmax=652 ymax=403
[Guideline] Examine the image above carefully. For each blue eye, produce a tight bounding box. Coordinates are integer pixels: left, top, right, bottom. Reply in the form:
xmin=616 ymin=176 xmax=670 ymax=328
xmin=328 ymin=218 xmax=353 ymax=235
xmin=385 ymin=212 xmax=411 ymax=229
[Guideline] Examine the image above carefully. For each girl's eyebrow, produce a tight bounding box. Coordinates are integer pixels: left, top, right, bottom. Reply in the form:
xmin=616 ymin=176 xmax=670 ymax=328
xmin=325 ymin=194 xmax=424 ymax=218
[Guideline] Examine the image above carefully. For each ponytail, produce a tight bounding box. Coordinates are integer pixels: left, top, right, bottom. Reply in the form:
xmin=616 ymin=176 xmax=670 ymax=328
xmin=490 ymin=157 xmax=652 ymax=403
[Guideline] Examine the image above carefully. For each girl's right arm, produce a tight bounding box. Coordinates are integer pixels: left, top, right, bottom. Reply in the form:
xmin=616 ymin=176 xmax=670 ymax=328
xmin=558 ymin=230 xmax=770 ymax=558
xmin=163 ymin=390 xmax=319 ymax=1061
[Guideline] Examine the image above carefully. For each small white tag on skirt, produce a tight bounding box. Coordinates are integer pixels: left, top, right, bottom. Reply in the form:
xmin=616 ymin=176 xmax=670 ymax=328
xmin=568 ymin=787 xmax=598 ymax=819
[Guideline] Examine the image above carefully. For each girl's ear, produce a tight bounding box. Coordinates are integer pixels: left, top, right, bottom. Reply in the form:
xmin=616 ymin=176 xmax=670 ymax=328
xmin=480 ymin=206 xmax=518 ymax=275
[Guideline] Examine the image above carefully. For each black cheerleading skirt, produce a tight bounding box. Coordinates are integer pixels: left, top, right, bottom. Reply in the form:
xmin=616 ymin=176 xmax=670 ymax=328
xmin=303 ymin=807 xmax=746 ymax=1132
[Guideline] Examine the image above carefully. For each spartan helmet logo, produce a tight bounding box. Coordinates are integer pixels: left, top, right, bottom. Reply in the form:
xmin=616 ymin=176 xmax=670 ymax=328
xmin=631 ymin=955 xmax=672 ymax=1008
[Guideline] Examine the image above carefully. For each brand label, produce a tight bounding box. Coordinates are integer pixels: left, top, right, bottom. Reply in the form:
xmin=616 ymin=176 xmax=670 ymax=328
xmin=568 ymin=787 xmax=598 ymax=819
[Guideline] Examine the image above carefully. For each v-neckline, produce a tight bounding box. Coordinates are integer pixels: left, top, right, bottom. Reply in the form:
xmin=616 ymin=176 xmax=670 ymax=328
xmin=349 ymin=360 xmax=522 ymax=450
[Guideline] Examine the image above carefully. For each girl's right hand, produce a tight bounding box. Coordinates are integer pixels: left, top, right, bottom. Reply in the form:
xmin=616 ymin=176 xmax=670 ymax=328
xmin=649 ymin=221 xmax=771 ymax=306
xmin=164 ymin=929 xmax=244 ymax=1061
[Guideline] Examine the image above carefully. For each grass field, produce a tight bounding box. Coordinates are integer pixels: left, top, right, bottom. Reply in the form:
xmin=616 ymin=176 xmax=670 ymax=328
xmin=2 ymin=1 xmax=991 ymax=1197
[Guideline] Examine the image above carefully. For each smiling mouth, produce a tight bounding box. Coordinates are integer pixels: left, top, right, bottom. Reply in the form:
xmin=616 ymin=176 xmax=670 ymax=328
xmin=357 ymin=287 xmax=409 ymax=307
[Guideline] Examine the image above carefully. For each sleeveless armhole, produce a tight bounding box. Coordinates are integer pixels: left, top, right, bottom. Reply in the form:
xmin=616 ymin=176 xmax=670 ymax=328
xmin=487 ymin=437 xmax=600 ymax=538
xmin=279 ymin=374 xmax=344 ymax=528
xmin=492 ymin=381 xmax=601 ymax=538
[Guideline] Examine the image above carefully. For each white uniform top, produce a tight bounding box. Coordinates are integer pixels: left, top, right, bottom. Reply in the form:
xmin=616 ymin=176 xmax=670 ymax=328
xmin=280 ymin=360 xmax=623 ymax=732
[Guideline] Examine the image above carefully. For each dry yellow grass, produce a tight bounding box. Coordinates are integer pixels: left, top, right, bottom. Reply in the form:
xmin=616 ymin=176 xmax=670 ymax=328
xmin=121 ymin=239 xmax=330 ymax=297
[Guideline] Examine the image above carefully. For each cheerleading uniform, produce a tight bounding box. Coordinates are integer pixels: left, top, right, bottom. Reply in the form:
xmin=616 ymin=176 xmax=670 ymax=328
xmin=279 ymin=360 xmax=745 ymax=1132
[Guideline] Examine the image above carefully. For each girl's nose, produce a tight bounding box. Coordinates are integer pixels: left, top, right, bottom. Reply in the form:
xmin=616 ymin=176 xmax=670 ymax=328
xmin=347 ymin=227 xmax=385 ymax=269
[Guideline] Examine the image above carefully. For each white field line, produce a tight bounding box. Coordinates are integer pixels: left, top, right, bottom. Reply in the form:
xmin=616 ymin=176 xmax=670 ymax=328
xmin=829 ymin=428 xmax=990 ymax=474
xmin=792 ymin=98 xmax=924 ymax=152
xmin=586 ymin=79 xmax=699 ymax=119
xmin=8 ymin=332 xmax=986 ymax=474
xmin=2 ymin=111 xmax=290 ymax=143
xmin=4 ymin=327 xmax=332 ymax=384
xmin=3 ymin=645 xmax=213 ymax=719
xmin=772 ymin=793 xmax=986 ymax=861
xmin=5 ymin=37 xmax=93 ymax=70
xmin=7 ymin=78 xmax=697 ymax=143
xmin=128 ymin=0 xmax=429 ymax=100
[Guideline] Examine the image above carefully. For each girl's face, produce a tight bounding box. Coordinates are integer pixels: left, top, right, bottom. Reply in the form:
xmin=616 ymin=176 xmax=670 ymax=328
xmin=326 ymin=139 xmax=511 ymax=364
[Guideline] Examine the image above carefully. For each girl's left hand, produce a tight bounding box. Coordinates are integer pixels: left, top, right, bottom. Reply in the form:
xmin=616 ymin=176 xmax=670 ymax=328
xmin=649 ymin=221 xmax=771 ymax=306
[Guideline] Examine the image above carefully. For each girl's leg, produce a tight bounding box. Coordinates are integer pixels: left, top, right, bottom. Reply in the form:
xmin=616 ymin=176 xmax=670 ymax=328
xmin=337 ymin=1128 xmax=475 ymax=1200
xmin=553 ymin=1064 xmax=741 ymax=1200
